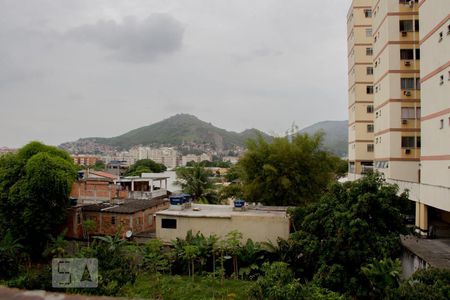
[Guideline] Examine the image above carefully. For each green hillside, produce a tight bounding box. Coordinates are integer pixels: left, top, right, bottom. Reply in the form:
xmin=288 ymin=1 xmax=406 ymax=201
xmin=82 ymin=114 xmax=272 ymax=151
xmin=298 ymin=120 xmax=348 ymax=157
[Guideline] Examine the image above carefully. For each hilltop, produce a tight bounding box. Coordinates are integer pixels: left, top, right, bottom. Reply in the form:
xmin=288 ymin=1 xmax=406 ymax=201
xmin=60 ymin=114 xmax=272 ymax=153
xmin=298 ymin=120 xmax=348 ymax=157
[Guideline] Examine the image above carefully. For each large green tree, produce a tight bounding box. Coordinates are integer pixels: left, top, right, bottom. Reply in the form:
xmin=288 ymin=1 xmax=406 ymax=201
xmin=125 ymin=159 xmax=166 ymax=176
xmin=237 ymin=133 xmax=342 ymax=206
xmin=0 ymin=141 xmax=77 ymax=256
xmin=285 ymin=173 xmax=410 ymax=298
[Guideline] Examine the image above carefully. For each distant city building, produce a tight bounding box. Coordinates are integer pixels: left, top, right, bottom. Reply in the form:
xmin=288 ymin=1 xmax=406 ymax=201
xmin=181 ymin=153 xmax=213 ymax=166
xmin=72 ymin=154 xmax=100 ymax=166
xmin=223 ymin=156 xmax=239 ymax=164
xmin=106 ymin=160 xmax=129 ymax=176
xmin=0 ymin=147 xmax=17 ymax=156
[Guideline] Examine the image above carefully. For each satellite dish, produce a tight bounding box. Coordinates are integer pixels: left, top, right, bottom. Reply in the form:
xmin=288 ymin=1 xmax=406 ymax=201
xmin=125 ymin=230 xmax=132 ymax=238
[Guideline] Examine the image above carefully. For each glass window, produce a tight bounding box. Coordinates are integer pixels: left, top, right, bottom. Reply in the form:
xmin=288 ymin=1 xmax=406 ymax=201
xmin=367 ymin=67 xmax=373 ymax=75
xmin=401 ymin=107 xmax=415 ymax=119
xmin=366 ymin=85 xmax=374 ymax=94
xmin=366 ymin=28 xmax=372 ymax=37
xmin=401 ymin=78 xmax=415 ymax=89
xmin=366 ymin=48 xmax=373 ymax=56
xmin=401 ymin=137 xmax=415 ymax=148
xmin=367 ymin=124 xmax=374 ymax=132
xmin=364 ymin=9 xmax=372 ymax=18
xmin=161 ymin=218 xmax=177 ymax=229
xmin=367 ymin=105 xmax=374 ymax=113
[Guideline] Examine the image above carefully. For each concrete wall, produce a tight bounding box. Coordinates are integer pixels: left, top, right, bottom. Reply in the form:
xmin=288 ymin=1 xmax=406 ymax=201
xmin=156 ymin=214 xmax=290 ymax=244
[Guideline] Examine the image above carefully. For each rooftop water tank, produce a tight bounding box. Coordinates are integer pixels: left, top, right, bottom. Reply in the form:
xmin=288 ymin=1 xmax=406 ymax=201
xmin=234 ymin=199 xmax=245 ymax=208
xmin=169 ymin=195 xmax=184 ymax=206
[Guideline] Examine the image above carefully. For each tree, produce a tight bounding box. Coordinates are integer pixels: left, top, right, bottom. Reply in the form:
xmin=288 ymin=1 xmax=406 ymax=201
xmin=391 ymin=268 xmax=450 ymax=300
xmin=82 ymin=219 xmax=96 ymax=247
xmin=237 ymin=133 xmax=341 ymax=206
xmin=142 ymin=239 xmax=170 ymax=276
xmin=0 ymin=230 xmax=24 ymax=279
xmin=0 ymin=142 xmax=77 ymax=257
xmin=182 ymin=245 xmax=200 ymax=280
xmin=175 ymin=164 xmax=215 ymax=201
xmin=225 ymin=230 xmax=243 ymax=279
xmin=125 ymin=159 xmax=166 ymax=176
xmin=91 ymin=160 xmax=105 ymax=171
xmin=285 ymin=173 xmax=410 ymax=297
xmin=361 ymin=258 xmax=401 ymax=299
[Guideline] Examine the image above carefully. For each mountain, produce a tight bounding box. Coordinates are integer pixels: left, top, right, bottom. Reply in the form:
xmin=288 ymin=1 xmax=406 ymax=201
xmin=298 ymin=120 xmax=348 ymax=157
xmin=61 ymin=114 xmax=272 ymax=153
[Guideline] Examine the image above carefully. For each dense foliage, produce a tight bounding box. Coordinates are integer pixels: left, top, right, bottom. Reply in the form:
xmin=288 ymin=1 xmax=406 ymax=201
xmin=186 ymin=160 xmax=232 ymax=168
xmin=176 ymin=164 xmax=218 ymax=203
xmin=125 ymin=158 xmax=167 ymax=176
xmin=237 ymin=133 xmax=343 ymax=206
xmin=286 ymin=173 xmax=410 ymax=297
xmin=0 ymin=142 xmax=77 ymax=258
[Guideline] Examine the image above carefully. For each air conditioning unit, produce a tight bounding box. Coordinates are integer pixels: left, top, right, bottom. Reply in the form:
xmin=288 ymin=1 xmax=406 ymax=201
xmin=402 ymin=119 xmax=408 ymax=124
xmin=404 ymin=61 xmax=411 ymax=66
xmin=402 ymin=31 xmax=408 ymax=37
xmin=404 ymin=149 xmax=411 ymax=154
xmin=404 ymin=90 xmax=412 ymax=96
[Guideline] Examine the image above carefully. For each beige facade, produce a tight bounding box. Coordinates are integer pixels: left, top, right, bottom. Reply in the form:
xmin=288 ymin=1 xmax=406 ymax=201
xmin=347 ymin=0 xmax=450 ymax=236
xmin=347 ymin=0 xmax=375 ymax=178
xmin=372 ymin=0 xmax=421 ymax=182
xmin=155 ymin=204 xmax=290 ymax=244
xmin=416 ymin=0 xmax=450 ymax=232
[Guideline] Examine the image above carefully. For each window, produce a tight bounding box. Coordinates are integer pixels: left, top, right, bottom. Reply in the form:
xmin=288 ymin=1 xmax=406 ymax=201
xmin=440 ymin=75 xmax=444 ymax=85
xmin=439 ymin=32 xmax=443 ymax=41
xmin=161 ymin=218 xmax=177 ymax=229
xmin=399 ymin=20 xmax=418 ymax=32
xmin=400 ymin=49 xmax=414 ymax=60
xmin=367 ymin=67 xmax=373 ymax=75
xmin=366 ymin=28 xmax=372 ymax=37
xmin=367 ymin=105 xmax=374 ymax=113
xmin=349 ymin=162 xmax=355 ymax=173
xmin=415 ymin=49 xmax=420 ymax=60
xmin=401 ymin=107 xmax=415 ymax=119
xmin=364 ymin=9 xmax=372 ymax=18
xmin=366 ymin=85 xmax=374 ymax=94
xmin=111 ymin=216 xmax=116 ymax=225
xmin=399 ymin=0 xmax=418 ymax=4
xmin=416 ymin=136 xmax=421 ymax=148
xmin=367 ymin=144 xmax=374 ymax=152
xmin=401 ymin=78 xmax=415 ymax=89
xmin=416 ymin=78 xmax=421 ymax=90
xmin=401 ymin=137 xmax=415 ymax=148
xmin=367 ymin=124 xmax=374 ymax=133
xmin=366 ymin=47 xmax=373 ymax=56
xmin=440 ymin=119 xmax=444 ymax=129
xmin=416 ymin=107 xmax=421 ymax=119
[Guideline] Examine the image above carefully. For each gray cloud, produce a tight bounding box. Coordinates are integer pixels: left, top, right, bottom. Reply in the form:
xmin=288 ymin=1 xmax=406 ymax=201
xmin=65 ymin=14 xmax=184 ymax=62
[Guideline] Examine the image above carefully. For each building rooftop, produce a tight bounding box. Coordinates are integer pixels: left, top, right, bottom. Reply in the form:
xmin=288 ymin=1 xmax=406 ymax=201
xmin=401 ymin=235 xmax=450 ymax=269
xmin=82 ymin=198 xmax=168 ymax=214
xmin=156 ymin=204 xmax=289 ymax=219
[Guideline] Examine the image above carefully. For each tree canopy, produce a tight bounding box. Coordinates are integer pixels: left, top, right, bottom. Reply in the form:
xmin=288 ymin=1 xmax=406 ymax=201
xmin=0 ymin=141 xmax=77 ymax=257
xmin=125 ymin=159 xmax=167 ymax=176
xmin=175 ymin=164 xmax=217 ymax=202
xmin=285 ymin=173 xmax=410 ymax=297
xmin=236 ymin=133 xmax=343 ymax=206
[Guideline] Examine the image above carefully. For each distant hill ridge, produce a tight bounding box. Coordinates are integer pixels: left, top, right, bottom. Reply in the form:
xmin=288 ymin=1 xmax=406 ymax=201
xmin=60 ymin=114 xmax=348 ymax=156
xmin=298 ymin=120 xmax=348 ymax=157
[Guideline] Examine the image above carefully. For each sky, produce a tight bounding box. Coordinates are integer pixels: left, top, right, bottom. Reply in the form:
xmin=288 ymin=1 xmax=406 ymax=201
xmin=0 ymin=0 xmax=351 ymax=147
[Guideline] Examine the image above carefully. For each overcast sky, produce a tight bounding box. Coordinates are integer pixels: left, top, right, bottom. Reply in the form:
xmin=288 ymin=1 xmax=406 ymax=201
xmin=0 ymin=0 xmax=351 ymax=147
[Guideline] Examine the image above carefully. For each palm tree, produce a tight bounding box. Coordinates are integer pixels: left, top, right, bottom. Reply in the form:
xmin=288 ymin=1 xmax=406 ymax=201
xmin=226 ymin=230 xmax=243 ymax=279
xmin=175 ymin=164 xmax=214 ymax=201
xmin=94 ymin=233 xmax=127 ymax=251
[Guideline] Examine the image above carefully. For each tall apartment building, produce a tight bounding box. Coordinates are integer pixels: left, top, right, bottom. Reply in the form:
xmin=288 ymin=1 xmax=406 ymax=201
xmin=347 ymin=0 xmax=450 ymax=235
xmin=347 ymin=0 xmax=375 ymax=179
xmin=417 ymin=0 xmax=450 ymax=233
xmin=372 ymin=0 xmax=421 ymax=182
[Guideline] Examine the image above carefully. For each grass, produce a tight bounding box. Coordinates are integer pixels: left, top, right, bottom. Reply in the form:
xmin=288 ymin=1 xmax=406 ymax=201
xmin=120 ymin=273 xmax=251 ymax=300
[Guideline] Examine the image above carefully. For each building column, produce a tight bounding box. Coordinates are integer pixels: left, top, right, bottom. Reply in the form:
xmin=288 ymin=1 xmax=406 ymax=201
xmin=415 ymin=202 xmax=428 ymax=235
xmin=131 ymin=180 xmax=135 ymax=191
xmin=150 ymin=179 xmax=154 ymax=192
